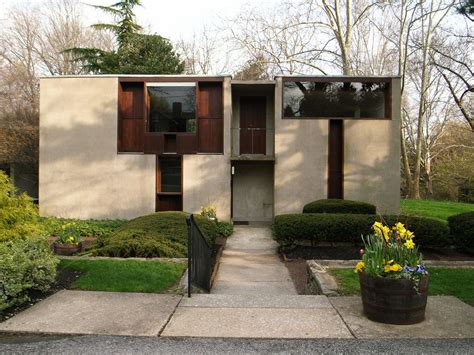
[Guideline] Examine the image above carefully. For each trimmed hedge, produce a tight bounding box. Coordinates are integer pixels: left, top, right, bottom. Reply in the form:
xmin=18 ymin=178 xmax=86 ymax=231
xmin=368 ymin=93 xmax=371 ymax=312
xmin=448 ymin=211 xmax=474 ymax=251
xmin=302 ymin=199 xmax=376 ymax=215
xmin=273 ymin=213 xmax=451 ymax=247
xmin=92 ymin=211 xmax=232 ymax=258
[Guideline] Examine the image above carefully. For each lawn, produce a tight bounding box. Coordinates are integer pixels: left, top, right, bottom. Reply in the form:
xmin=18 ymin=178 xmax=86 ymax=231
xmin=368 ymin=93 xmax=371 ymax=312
xmin=59 ymin=259 xmax=186 ymax=293
xmin=329 ymin=267 xmax=474 ymax=306
xmin=400 ymin=199 xmax=474 ymax=222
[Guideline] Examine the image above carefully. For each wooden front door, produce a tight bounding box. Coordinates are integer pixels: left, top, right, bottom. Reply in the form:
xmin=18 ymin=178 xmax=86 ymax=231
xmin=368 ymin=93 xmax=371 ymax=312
xmin=240 ymin=97 xmax=266 ymax=155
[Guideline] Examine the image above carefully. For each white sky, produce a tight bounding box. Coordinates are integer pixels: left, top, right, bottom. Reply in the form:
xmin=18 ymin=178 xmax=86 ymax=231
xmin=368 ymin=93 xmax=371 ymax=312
xmin=0 ymin=0 xmax=270 ymax=41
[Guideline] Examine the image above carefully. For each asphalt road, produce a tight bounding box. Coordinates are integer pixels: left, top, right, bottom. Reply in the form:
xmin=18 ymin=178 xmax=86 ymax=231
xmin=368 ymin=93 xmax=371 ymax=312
xmin=1 ymin=334 xmax=473 ymax=354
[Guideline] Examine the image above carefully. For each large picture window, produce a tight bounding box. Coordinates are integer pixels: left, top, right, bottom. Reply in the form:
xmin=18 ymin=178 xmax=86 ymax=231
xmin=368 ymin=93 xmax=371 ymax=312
xmin=283 ymin=80 xmax=390 ymax=119
xmin=147 ymin=83 xmax=196 ymax=132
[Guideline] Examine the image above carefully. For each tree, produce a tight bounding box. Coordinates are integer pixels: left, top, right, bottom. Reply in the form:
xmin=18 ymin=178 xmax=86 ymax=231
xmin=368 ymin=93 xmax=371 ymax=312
xmin=68 ymin=0 xmax=183 ymax=74
xmin=113 ymin=34 xmax=184 ymax=74
xmin=234 ymin=56 xmax=270 ymax=80
xmin=457 ymin=0 xmax=474 ymax=21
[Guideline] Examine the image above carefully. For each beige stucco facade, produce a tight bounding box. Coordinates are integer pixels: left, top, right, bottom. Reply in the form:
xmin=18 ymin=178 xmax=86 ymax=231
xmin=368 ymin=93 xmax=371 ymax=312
xmin=182 ymin=78 xmax=232 ymax=221
xmin=39 ymin=75 xmax=400 ymax=221
xmin=39 ymin=77 xmax=156 ymax=219
xmin=344 ymin=78 xmax=401 ymax=214
xmin=274 ymin=78 xmax=329 ymax=215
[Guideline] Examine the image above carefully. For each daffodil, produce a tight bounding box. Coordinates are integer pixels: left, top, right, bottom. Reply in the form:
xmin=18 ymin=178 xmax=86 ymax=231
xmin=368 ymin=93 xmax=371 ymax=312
xmin=354 ymin=261 xmax=365 ymax=273
xmin=384 ymin=263 xmax=402 ymax=272
xmin=404 ymin=239 xmax=415 ymax=249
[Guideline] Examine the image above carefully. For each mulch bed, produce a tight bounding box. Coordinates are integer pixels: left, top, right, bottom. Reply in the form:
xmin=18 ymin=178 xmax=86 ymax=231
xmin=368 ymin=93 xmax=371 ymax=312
xmin=281 ymin=245 xmax=474 ymax=261
xmin=0 ymin=268 xmax=83 ymax=323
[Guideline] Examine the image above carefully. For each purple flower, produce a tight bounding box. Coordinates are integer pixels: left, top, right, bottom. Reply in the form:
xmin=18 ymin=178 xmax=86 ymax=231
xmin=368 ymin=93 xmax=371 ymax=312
xmin=415 ymin=265 xmax=427 ymax=274
xmin=403 ymin=265 xmax=415 ymax=273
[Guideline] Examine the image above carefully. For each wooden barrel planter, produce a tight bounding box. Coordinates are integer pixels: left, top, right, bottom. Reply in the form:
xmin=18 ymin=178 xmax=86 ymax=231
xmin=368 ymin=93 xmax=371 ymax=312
xmin=53 ymin=242 xmax=82 ymax=256
xmin=359 ymin=272 xmax=429 ymax=325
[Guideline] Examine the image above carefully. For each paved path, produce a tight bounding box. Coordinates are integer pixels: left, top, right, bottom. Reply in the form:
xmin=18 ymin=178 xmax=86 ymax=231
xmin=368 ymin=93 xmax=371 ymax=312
xmin=212 ymin=225 xmax=297 ymax=295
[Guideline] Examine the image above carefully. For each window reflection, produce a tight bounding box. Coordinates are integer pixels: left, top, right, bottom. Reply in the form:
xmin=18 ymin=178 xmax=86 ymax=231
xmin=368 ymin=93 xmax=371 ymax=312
xmin=148 ymin=85 xmax=196 ymax=132
xmin=283 ymin=81 xmax=389 ymax=119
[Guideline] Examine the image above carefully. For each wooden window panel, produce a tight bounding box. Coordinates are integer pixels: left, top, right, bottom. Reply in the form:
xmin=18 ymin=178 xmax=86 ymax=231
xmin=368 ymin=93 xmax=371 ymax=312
xmin=328 ymin=119 xmax=344 ymax=199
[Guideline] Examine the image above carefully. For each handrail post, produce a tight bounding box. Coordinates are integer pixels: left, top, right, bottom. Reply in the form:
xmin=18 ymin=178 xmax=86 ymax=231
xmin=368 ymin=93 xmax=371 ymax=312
xmin=186 ymin=215 xmax=192 ymax=298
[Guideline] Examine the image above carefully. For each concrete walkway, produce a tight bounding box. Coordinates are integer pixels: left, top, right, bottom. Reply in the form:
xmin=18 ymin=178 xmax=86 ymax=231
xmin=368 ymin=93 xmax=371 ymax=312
xmin=212 ymin=225 xmax=297 ymax=295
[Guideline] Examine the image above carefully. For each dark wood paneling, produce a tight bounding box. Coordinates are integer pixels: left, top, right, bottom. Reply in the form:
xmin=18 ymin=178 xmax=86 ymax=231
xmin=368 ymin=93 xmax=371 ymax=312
xmin=164 ymin=134 xmax=177 ymax=153
xmin=176 ymin=134 xmax=197 ymax=154
xmin=119 ymin=82 xmax=144 ymax=119
xmin=121 ymin=119 xmax=144 ymax=152
xmin=156 ymin=194 xmax=182 ymax=212
xmin=198 ymin=119 xmax=223 ymax=153
xmin=240 ymin=96 xmax=266 ymax=155
xmin=118 ymin=82 xmax=144 ymax=152
xmin=144 ymin=133 xmax=164 ymax=154
xmin=328 ymin=119 xmax=344 ymax=199
xmin=198 ymin=82 xmax=223 ymax=118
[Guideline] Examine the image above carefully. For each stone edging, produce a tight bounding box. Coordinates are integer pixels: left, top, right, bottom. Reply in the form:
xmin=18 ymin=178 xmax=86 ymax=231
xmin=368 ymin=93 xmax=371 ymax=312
xmin=305 ymin=259 xmax=474 ymax=297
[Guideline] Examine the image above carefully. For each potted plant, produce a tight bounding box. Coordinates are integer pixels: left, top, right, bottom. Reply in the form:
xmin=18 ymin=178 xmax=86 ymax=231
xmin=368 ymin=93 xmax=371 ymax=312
xmin=354 ymin=221 xmax=429 ymax=325
xmin=53 ymin=223 xmax=82 ymax=256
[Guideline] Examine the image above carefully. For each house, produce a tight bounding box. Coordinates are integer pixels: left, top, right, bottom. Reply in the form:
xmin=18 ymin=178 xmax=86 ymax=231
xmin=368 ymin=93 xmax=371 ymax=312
xmin=39 ymin=75 xmax=400 ymax=221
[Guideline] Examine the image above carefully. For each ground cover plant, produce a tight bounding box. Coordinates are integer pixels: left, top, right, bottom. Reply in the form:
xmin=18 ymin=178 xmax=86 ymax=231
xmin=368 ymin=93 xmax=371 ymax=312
xmin=0 ymin=171 xmax=58 ymax=311
xmin=91 ymin=211 xmax=233 ymax=258
xmin=329 ymin=267 xmax=474 ymax=306
xmin=401 ymin=199 xmax=474 ymax=222
xmin=39 ymin=217 xmax=127 ymax=238
xmin=59 ymin=259 xmax=186 ymax=293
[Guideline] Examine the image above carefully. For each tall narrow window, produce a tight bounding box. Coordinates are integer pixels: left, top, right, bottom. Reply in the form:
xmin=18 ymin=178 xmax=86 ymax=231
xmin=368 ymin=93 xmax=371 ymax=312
xmin=147 ymin=83 xmax=196 ymax=133
xmin=328 ymin=120 xmax=344 ymax=199
xmin=156 ymin=157 xmax=182 ymax=212
xmin=160 ymin=158 xmax=181 ymax=193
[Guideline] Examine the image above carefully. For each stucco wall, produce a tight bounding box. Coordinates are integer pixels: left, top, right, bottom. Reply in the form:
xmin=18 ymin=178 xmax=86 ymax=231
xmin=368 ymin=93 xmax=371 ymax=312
xmin=274 ymin=78 xmax=329 ymax=215
xmin=182 ymin=77 xmax=232 ymax=221
xmin=344 ymin=79 xmax=401 ymax=214
xmin=39 ymin=77 xmax=156 ymax=219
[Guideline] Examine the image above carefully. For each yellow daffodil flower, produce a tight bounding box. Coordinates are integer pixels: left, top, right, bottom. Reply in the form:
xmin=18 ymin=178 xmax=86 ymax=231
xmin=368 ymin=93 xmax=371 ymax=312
xmin=404 ymin=239 xmax=415 ymax=249
xmin=354 ymin=261 xmax=365 ymax=273
xmin=384 ymin=263 xmax=402 ymax=272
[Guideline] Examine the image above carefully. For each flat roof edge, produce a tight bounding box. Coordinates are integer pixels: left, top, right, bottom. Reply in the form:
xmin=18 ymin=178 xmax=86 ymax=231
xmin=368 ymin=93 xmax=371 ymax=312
xmin=39 ymin=74 xmax=233 ymax=79
xmin=274 ymin=75 xmax=402 ymax=79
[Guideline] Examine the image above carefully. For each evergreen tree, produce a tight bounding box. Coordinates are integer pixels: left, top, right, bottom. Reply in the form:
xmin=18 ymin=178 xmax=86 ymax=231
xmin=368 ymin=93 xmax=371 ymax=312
xmin=67 ymin=0 xmax=183 ymax=74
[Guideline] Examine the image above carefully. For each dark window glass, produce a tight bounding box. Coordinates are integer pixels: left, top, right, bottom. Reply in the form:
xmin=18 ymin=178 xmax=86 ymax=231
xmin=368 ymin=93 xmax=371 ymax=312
xmin=148 ymin=85 xmax=196 ymax=132
xmin=160 ymin=158 xmax=181 ymax=193
xmin=283 ymin=81 xmax=389 ymax=119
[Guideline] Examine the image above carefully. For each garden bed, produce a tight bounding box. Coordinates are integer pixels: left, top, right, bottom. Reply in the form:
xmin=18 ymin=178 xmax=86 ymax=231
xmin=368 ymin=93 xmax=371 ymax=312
xmin=281 ymin=245 xmax=474 ymax=261
xmin=0 ymin=267 xmax=83 ymax=323
xmin=0 ymin=258 xmax=187 ymax=323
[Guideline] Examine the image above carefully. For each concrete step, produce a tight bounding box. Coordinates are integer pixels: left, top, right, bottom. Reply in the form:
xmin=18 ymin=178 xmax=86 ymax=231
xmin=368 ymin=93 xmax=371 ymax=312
xmin=162 ymin=294 xmax=352 ymax=339
xmin=179 ymin=294 xmax=333 ymax=308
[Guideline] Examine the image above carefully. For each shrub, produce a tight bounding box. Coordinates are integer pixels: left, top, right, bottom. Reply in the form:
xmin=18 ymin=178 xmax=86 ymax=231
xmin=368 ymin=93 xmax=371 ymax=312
xmin=302 ymin=199 xmax=376 ymax=215
xmin=40 ymin=217 xmax=127 ymax=238
xmin=92 ymin=212 xmax=231 ymax=258
xmin=0 ymin=236 xmax=58 ymax=311
xmin=0 ymin=171 xmax=58 ymax=310
xmin=448 ymin=211 xmax=474 ymax=251
xmin=273 ymin=213 xmax=450 ymax=248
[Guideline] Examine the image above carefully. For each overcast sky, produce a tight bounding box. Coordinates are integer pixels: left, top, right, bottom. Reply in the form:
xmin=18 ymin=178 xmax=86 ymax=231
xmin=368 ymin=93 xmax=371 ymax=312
xmin=0 ymin=0 xmax=269 ymax=41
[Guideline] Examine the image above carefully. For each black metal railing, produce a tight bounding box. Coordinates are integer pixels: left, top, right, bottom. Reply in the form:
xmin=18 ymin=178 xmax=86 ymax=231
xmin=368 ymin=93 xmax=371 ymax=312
xmin=186 ymin=214 xmax=213 ymax=297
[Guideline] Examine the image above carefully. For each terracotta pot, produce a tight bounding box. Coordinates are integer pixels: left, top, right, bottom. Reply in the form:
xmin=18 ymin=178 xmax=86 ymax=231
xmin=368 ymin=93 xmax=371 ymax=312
xmin=53 ymin=242 xmax=82 ymax=256
xmin=359 ymin=272 xmax=429 ymax=325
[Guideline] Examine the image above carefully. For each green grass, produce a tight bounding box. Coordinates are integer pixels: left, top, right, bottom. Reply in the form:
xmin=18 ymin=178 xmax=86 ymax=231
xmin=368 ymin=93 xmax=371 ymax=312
xmin=329 ymin=267 xmax=474 ymax=306
xmin=400 ymin=199 xmax=474 ymax=223
xmin=59 ymin=259 xmax=186 ymax=293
